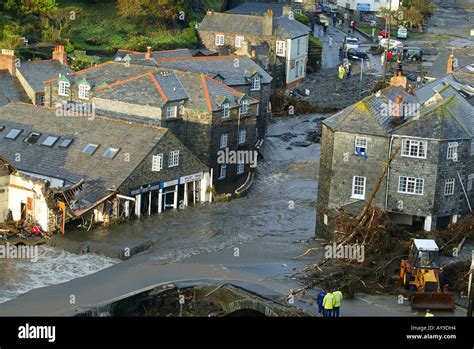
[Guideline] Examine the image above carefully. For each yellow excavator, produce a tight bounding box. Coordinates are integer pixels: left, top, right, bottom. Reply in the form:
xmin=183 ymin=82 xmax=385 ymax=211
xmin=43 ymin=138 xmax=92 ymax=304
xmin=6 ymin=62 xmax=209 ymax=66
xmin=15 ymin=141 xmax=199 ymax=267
xmin=400 ymin=239 xmax=455 ymax=310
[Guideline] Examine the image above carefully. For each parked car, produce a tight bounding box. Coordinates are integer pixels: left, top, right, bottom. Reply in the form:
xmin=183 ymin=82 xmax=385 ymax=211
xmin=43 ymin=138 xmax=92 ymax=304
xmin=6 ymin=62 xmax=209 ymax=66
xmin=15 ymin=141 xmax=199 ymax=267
xmin=315 ymin=3 xmax=323 ymax=14
xmin=379 ymin=38 xmax=403 ymax=50
xmin=347 ymin=48 xmax=369 ymax=60
xmin=344 ymin=36 xmax=360 ymax=50
xmin=378 ymin=29 xmax=389 ymax=38
xmin=322 ymin=4 xmax=330 ymax=13
xmin=403 ymin=47 xmax=423 ymax=62
xmin=397 ymin=26 xmax=408 ymax=39
xmin=329 ymin=8 xmax=338 ymax=15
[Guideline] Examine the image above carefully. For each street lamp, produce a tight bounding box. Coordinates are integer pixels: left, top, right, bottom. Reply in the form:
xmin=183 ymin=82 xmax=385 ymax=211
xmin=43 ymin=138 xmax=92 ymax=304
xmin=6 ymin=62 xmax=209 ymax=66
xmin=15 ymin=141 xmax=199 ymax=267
xmin=352 ymin=56 xmax=364 ymax=96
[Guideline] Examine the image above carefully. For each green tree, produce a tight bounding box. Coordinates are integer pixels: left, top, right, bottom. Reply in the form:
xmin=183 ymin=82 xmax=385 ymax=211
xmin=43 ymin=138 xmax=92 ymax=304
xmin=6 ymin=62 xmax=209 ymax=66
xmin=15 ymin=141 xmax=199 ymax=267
xmin=5 ymin=0 xmax=57 ymax=17
xmin=117 ymin=0 xmax=187 ymax=23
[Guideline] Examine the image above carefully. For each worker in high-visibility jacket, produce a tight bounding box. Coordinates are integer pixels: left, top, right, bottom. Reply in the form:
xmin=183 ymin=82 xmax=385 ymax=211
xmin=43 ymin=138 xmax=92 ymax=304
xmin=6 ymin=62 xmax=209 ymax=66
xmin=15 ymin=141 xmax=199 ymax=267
xmin=322 ymin=291 xmax=335 ymax=317
xmin=332 ymin=290 xmax=343 ymax=317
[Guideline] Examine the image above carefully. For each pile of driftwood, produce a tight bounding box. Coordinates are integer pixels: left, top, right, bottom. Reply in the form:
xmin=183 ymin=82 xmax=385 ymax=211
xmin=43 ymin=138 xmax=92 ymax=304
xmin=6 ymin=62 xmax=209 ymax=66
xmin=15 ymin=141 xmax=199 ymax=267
xmin=436 ymin=212 xmax=474 ymax=255
xmin=292 ymin=207 xmax=412 ymax=298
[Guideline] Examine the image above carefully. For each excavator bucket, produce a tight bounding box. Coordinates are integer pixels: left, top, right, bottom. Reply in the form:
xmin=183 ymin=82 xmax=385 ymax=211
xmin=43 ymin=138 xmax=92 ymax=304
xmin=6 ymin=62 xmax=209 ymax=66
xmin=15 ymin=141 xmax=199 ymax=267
xmin=410 ymin=292 xmax=455 ymax=310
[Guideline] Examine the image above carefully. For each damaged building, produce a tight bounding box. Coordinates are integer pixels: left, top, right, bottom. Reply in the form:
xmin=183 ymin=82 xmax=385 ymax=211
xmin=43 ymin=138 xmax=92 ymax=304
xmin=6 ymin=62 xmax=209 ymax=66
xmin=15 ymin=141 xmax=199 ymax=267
xmin=0 ymin=103 xmax=211 ymax=233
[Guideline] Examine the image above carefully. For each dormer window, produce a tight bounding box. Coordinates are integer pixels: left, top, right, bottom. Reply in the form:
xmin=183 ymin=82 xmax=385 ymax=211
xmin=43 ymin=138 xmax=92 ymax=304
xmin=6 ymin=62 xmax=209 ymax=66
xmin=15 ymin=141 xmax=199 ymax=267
xmin=250 ymin=76 xmax=261 ymax=91
xmin=166 ymin=106 xmax=178 ymax=119
xmin=222 ymin=103 xmax=230 ymax=119
xmin=58 ymin=81 xmax=70 ymax=96
xmin=79 ymin=84 xmax=90 ymax=100
xmin=240 ymin=99 xmax=248 ymax=115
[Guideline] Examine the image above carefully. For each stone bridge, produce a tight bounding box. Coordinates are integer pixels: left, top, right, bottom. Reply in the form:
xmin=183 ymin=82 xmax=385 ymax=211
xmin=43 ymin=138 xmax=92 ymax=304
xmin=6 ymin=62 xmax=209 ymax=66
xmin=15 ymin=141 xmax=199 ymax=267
xmin=76 ymin=281 xmax=308 ymax=317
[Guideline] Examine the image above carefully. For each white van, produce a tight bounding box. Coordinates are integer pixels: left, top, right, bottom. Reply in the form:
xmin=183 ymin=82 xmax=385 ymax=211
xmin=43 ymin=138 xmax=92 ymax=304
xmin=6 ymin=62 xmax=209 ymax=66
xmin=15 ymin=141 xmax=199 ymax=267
xmin=397 ymin=26 xmax=408 ymax=39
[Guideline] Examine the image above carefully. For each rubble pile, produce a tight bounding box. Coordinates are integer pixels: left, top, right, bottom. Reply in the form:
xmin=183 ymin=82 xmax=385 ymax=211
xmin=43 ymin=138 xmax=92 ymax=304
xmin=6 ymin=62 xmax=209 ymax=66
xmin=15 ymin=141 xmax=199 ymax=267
xmin=294 ymin=210 xmax=473 ymax=299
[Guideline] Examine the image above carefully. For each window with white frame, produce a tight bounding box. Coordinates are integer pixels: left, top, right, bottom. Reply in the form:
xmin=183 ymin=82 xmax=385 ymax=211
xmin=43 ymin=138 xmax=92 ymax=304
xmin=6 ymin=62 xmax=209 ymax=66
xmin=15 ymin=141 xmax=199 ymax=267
xmin=351 ymin=176 xmax=366 ymax=200
xmin=276 ymin=41 xmax=286 ymax=56
xmin=354 ymin=136 xmax=368 ymax=156
xmin=470 ymin=139 xmax=474 ymax=156
xmin=152 ymin=154 xmax=163 ymax=172
xmin=468 ymin=174 xmax=474 ymax=191
xmin=220 ymin=133 xmax=228 ymax=149
xmin=297 ymin=39 xmax=301 ymax=55
xmin=237 ymin=162 xmax=245 ymax=175
xmin=168 ymin=150 xmax=179 ymax=167
xmin=239 ymin=129 xmax=246 ymax=144
xmin=215 ymin=34 xmax=225 ymax=46
xmin=166 ymin=106 xmax=178 ymax=119
xmin=240 ymin=100 xmax=248 ymax=115
xmin=222 ymin=103 xmax=230 ymax=118
xmin=219 ymin=164 xmax=226 ymax=179
xmin=79 ymin=84 xmax=90 ymax=100
xmin=444 ymin=178 xmax=455 ymax=195
xmin=251 ymin=76 xmax=261 ymax=91
xmin=447 ymin=142 xmax=458 ymax=160
xmin=398 ymin=176 xmax=424 ymax=195
xmin=58 ymin=81 xmax=70 ymax=96
xmin=401 ymin=139 xmax=426 ymax=158
xmin=295 ymin=61 xmax=300 ymax=77
xmin=235 ymin=36 xmax=244 ymax=48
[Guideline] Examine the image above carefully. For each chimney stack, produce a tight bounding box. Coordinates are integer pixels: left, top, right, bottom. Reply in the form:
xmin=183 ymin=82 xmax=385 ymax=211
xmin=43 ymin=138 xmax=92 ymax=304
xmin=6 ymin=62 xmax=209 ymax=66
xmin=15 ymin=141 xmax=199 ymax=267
xmin=392 ymin=95 xmax=404 ymax=124
xmin=52 ymin=44 xmax=67 ymax=65
xmin=447 ymin=54 xmax=454 ymax=74
xmin=0 ymin=49 xmax=16 ymax=75
xmin=145 ymin=46 xmax=152 ymax=60
xmin=263 ymin=9 xmax=273 ymax=36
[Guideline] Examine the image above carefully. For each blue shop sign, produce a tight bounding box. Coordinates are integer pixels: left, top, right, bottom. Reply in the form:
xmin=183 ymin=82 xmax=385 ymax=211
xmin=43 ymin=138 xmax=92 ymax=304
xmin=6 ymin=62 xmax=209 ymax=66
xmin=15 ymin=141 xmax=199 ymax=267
xmin=356 ymin=3 xmax=371 ymax=11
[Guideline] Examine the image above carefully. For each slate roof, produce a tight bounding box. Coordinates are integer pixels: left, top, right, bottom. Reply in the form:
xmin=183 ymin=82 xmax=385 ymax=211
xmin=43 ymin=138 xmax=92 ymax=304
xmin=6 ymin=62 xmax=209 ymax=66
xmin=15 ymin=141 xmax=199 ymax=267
xmin=113 ymin=48 xmax=193 ymax=61
xmin=0 ymin=103 xmax=168 ymax=213
xmin=0 ymin=71 xmax=29 ymax=106
xmin=199 ymin=12 xmax=310 ymax=39
xmin=154 ymin=56 xmax=273 ymax=86
xmin=46 ymin=61 xmax=258 ymax=112
xmin=324 ymin=86 xmax=420 ymax=136
xmin=416 ymin=67 xmax=474 ymax=105
xmin=228 ymin=2 xmax=286 ymax=16
xmin=395 ymin=94 xmax=474 ymax=140
xmin=324 ymin=85 xmax=474 ymax=141
xmin=17 ymin=60 xmax=72 ymax=93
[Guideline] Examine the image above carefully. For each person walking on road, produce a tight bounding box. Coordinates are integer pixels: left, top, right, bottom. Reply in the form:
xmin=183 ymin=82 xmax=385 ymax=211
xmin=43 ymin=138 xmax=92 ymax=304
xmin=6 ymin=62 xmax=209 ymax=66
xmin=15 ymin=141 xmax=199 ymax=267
xmin=332 ymin=290 xmax=343 ymax=317
xmin=316 ymin=290 xmax=327 ymax=316
xmin=322 ymin=291 xmax=335 ymax=317
xmin=323 ymin=22 xmax=328 ymax=34
xmin=332 ymin=14 xmax=337 ymax=27
xmin=338 ymin=18 xmax=342 ymax=29
xmin=338 ymin=64 xmax=345 ymax=79
xmin=329 ymin=35 xmax=333 ymax=47
xmin=350 ymin=19 xmax=356 ymax=34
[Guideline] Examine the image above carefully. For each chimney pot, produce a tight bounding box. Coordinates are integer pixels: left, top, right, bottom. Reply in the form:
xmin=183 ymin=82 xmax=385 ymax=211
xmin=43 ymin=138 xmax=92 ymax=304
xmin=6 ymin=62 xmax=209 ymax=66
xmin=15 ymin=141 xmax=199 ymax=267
xmin=145 ymin=46 xmax=152 ymax=59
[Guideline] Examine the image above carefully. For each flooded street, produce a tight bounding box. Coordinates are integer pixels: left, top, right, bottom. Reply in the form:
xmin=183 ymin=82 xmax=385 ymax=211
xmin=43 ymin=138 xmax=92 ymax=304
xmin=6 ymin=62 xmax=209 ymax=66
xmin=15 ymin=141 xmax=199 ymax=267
xmin=0 ymin=114 xmax=321 ymax=306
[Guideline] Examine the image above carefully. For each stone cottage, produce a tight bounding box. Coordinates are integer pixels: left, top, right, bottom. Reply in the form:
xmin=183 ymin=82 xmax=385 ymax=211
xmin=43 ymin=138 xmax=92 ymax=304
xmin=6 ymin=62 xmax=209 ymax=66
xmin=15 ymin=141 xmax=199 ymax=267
xmin=197 ymin=7 xmax=310 ymax=87
xmin=317 ymin=85 xmax=474 ymax=234
xmin=42 ymin=61 xmax=259 ymax=192
xmin=0 ymin=103 xmax=211 ymax=233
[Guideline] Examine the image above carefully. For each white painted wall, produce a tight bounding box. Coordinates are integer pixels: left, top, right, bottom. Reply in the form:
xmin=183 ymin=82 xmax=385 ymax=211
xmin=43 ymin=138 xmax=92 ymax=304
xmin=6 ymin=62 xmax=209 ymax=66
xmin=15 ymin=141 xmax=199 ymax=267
xmin=285 ymin=35 xmax=309 ymax=84
xmin=337 ymin=0 xmax=400 ymax=12
xmin=0 ymin=174 xmax=51 ymax=231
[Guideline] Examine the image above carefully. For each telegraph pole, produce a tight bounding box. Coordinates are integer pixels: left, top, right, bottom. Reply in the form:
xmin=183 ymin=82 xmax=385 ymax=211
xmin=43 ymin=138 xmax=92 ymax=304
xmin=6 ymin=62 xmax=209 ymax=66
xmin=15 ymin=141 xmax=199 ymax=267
xmin=382 ymin=0 xmax=393 ymax=87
